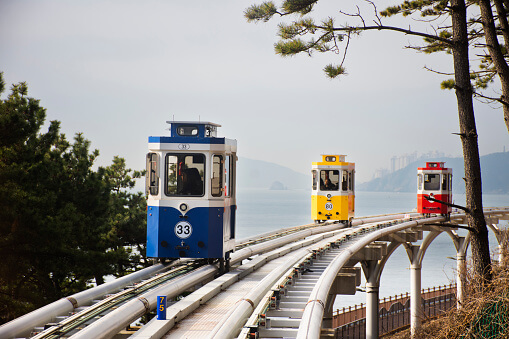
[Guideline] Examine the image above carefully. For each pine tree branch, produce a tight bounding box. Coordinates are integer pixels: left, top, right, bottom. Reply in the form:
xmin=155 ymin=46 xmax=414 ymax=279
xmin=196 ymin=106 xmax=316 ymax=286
xmin=424 ymin=222 xmax=477 ymax=232
xmin=473 ymin=90 xmax=509 ymax=106
xmin=322 ymin=24 xmax=452 ymax=45
xmin=424 ymin=65 xmax=455 ymax=75
xmin=424 ymin=194 xmax=470 ymax=213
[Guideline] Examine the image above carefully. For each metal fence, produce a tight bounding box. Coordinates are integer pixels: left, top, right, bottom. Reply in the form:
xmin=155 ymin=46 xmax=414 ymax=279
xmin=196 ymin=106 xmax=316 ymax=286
xmin=333 ymin=284 xmax=457 ymax=338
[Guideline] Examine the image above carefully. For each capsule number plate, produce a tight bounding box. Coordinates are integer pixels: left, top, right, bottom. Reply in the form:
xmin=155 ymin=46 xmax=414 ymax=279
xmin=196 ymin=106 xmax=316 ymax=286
xmin=175 ymin=221 xmax=193 ymax=239
xmin=325 ymin=202 xmax=333 ymax=211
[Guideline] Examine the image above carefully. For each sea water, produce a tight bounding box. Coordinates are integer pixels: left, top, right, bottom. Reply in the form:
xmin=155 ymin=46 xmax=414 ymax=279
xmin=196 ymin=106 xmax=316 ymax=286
xmin=235 ymin=188 xmax=509 ymax=309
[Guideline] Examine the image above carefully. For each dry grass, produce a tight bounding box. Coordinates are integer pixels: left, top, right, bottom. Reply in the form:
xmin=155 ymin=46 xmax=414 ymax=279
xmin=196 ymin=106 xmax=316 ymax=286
xmin=386 ymin=230 xmax=509 ymax=338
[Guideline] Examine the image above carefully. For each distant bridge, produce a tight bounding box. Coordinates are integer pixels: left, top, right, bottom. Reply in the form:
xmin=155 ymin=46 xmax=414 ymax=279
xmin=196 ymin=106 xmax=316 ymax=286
xmin=1 ymin=208 xmax=508 ymax=339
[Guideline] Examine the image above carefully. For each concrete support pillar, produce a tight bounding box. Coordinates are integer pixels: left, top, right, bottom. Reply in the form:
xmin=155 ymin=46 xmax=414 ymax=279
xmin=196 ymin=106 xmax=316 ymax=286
xmin=497 ymin=228 xmax=506 ymax=263
xmin=456 ymin=252 xmax=466 ymax=309
xmin=322 ymin=294 xmax=336 ymax=329
xmin=361 ymin=260 xmax=380 ymax=339
xmin=410 ymin=263 xmax=422 ymax=338
xmin=454 ymin=236 xmax=467 ymax=309
xmin=499 ymin=243 xmax=505 ymax=263
xmin=365 ymin=282 xmax=379 ymax=339
xmin=405 ymin=244 xmax=422 ymax=339
xmin=488 ymin=224 xmax=505 ymax=264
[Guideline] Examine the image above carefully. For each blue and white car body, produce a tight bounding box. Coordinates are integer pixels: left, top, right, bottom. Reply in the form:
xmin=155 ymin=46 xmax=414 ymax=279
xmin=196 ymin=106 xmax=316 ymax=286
xmin=145 ymin=121 xmax=237 ymax=260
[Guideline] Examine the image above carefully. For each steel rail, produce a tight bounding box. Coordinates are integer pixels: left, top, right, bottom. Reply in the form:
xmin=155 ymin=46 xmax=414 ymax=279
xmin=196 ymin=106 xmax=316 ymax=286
xmin=0 ymin=213 xmax=415 ymax=339
xmin=69 ymin=264 xmax=220 ymax=339
xmin=237 ymin=259 xmax=306 ymax=339
xmin=0 ymin=220 xmax=325 ymax=338
xmin=230 ymin=218 xmax=419 ymax=339
xmin=67 ymin=214 xmax=412 ymax=339
xmin=0 ymin=262 xmax=174 ymax=339
xmin=231 ymin=213 xmax=418 ymax=266
xmin=132 ymin=217 xmax=416 ymax=339
xmin=296 ymin=207 xmax=509 ymax=339
xmin=210 ymin=248 xmax=317 ymax=338
xmin=209 ymin=230 xmax=363 ymax=339
xmin=131 ymin=228 xmax=352 ymax=338
xmin=70 ymin=228 xmax=352 ymax=339
xmin=235 ymin=212 xmax=419 ymax=247
xmin=296 ymin=217 xmax=439 ymax=339
xmin=30 ymin=261 xmax=203 ymax=339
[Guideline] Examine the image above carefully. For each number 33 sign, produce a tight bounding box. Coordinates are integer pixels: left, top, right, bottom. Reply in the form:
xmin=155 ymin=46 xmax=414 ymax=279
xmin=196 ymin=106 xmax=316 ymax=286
xmin=174 ymin=221 xmax=193 ymax=239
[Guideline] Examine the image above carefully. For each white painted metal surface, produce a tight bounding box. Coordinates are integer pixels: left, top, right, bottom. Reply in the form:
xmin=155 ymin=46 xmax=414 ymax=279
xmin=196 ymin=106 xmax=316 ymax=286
xmin=5 ymin=209 xmax=509 ymax=339
xmin=0 ymin=263 xmax=170 ymax=339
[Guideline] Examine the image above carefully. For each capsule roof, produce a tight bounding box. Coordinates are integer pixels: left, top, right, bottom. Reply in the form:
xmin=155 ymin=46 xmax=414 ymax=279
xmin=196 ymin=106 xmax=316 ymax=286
xmin=418 ymin=162 xmax=449 ymax=170
xmin=312 ymin=154 xmax=353 ymax=166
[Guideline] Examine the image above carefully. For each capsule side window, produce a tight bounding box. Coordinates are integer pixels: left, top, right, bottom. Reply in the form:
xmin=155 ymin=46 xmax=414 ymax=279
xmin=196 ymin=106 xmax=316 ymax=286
xmin=347 ymin=170 xmax=353 ymax=191
xmin=165 ymin=153 xmax=205 ymax=196
xmin=211 ymin=155 xmax=223 ymax=197
xmin=418 ymin=174 xmax=423 ymax=190
xmin=146 ymin=152 xmax=159 ymax=196
xmin=341 ymin=171 xmax=348 ymax=191
xmin=449 ymin=174 xmax=453 ymax=191
xmin=177 ymin=126 xmax=199 ymax=136
xmin=442 ymin=174 xmax=448 ymax=191
xmin=312 ymin=170 xmax=318 ymax=190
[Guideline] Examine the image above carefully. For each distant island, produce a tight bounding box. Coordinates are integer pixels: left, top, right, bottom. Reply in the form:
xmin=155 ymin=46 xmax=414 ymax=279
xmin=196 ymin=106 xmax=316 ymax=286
xmin=269 ymin=181 xmax=287 ymax=190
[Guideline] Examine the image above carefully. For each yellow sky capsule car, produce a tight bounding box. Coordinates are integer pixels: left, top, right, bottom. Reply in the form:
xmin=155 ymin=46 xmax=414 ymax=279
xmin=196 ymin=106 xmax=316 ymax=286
xmin=311 ymin=155 xmax=355 ymax=224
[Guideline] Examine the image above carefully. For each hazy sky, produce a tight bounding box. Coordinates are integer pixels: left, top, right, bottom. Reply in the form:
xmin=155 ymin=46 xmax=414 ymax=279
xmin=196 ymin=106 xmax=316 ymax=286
xmin=1 ymin=0 xmax=508 ymax=183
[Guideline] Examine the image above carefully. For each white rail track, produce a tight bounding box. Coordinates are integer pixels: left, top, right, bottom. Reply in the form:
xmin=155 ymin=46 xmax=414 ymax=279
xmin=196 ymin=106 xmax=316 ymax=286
xmin=2 ymin=209 xmax=508 ymax=339
xmin=132 ymin=208 xmax=509 ymax=339
xmin=0 ymin=214 xmax=409 ymax=339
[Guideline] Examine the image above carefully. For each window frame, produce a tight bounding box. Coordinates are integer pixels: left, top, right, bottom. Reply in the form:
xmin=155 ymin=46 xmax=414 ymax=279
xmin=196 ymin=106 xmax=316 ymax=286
xmin=320 ymin=169 xmax=340 ymax=191
xmin=442 ymin=174 xmax=448 ymax=191
xmin=176 ymin=125 xmax=199 ymax=137
xmin=341 ymin=171 xmax=348 ymax=191
xmin=211 ymin=154 xmax=223 ymax=197
xmin=165 ymin=153 xmax=206 ymax=197
xmin=312 ymin=170 xmax=318 ymax=191
xmin=146 ymin=152 xmax=159 ymax=196
xmin=424 ymin=173 xmax=441 ymax=191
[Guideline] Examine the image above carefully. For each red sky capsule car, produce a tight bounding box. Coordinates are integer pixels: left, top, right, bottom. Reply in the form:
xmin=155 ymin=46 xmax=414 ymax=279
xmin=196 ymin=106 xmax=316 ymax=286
xmin=417 ymin=162 xmax=452 ymax=216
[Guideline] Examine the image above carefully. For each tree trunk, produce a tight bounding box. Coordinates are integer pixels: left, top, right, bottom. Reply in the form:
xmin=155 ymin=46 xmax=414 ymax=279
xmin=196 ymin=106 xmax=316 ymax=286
xmin=480 ymin=0 xmax=509 ymax=133
xmin=95 ymin=275 xmax=105 ymax=285
xmin=451 ymin=0 xmax=492 ymax=282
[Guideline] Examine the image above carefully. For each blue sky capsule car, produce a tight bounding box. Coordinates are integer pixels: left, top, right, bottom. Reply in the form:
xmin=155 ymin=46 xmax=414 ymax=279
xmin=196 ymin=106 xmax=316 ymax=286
xmin=146 ymin=121 xmax=237 ymax=268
